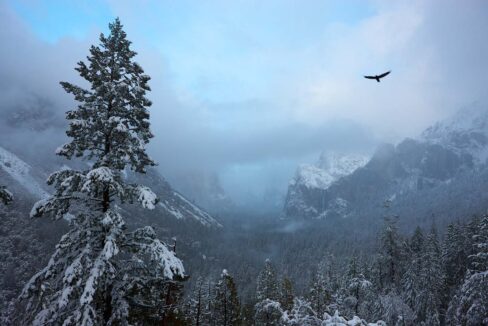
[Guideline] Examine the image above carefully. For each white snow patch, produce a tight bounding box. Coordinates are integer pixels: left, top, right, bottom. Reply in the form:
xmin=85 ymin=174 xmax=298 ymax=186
xmin=293 ymin=164 xmax=335 ymax=189
xmin=292 ymin=153 xmax=369 ymax=190
xmin=136 ymin=186 xmax=157 ymax=209
xmin=159 ymin=201 xmax=184 ymax=219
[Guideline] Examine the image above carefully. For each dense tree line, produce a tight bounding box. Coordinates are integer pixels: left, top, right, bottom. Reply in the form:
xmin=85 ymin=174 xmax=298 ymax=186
xmin=180 ymin=214 xmax=488 ymax=325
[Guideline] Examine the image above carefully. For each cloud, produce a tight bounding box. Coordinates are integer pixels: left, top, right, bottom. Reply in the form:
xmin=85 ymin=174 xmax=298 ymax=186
xmin=2 ymin=1 xmax=488 ymax=207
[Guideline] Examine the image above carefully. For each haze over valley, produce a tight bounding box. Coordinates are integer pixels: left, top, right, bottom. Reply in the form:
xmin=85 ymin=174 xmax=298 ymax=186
xmin=1 ymin=1 xmax=488 ymax=325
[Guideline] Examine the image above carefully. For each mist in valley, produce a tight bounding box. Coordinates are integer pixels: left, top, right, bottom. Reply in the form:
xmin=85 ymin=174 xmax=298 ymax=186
xmin=1 ymin=1 xmax=488 ymax=325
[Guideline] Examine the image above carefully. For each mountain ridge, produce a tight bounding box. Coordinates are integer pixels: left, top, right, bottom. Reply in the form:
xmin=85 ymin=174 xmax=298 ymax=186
xmin=284 ymin=103 xmax=488 ymax=227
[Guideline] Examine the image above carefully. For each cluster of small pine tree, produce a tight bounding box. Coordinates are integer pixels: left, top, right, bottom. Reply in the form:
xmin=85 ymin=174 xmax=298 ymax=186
xmin=183 ymin=259 xmax=383 ymax=325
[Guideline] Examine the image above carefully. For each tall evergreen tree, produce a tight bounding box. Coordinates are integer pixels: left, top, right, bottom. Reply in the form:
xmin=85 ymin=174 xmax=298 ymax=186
xmin=256 ymin=259 xmax=279 ymax=302
xmin=14 ymin=18 xmax=185 ymax=325
xmin=448 ymin=215 xmax=488 ymax=326
xmin=308 ymin=271 xmax=328 ymax=317
xmin=378 ymin=217 xmax=403 ymax=291
xmin=415 ymin=226 xmax=443 ymax=325
xmin=255 ymin=259 xmax=280 ymax=325
xmin=402 ymin=226 xmax=424 ymax=310
xmin=440 ymin=222 xmax=467 ymax=320
xmin=341 ymin=256 xmax=375 ymax=321
xmin=186 ymin=277 xmax=213 ymax=326
xmin=185 ymin=277 xmax=210 ymax=326
xmin=0 ymin=185 xmax=12 ymax=205
xmin=442 ymin=223 xmax=467 ymax=290
xmin=279 ymin=277 xmax=294 ymax=312
xmin=214 ymin=269 xmax=241 ymax=326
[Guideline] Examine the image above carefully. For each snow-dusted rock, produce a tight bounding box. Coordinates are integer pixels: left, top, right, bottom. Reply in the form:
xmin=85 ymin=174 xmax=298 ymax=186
xmin=284 ymin=152 xmax=368 ymax=219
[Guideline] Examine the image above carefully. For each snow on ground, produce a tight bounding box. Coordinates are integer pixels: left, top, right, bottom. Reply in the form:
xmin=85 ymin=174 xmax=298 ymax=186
xmin=0 ymin=146 xmax=49 ymax=199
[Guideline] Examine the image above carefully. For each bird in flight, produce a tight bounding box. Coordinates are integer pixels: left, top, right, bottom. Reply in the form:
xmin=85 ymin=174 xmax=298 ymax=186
xmin=364 ymin=70 xmax=391 ymax=82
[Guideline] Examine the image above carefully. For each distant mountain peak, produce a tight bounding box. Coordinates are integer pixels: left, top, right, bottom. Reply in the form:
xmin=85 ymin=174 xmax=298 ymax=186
xmin=422 ymin=102 xmax=488 ymax=165
xmin=284 ymin=102 xmax=488 ymax=223
xmin=285 ymin=152 xmax=369 ymax=218
xmin=290 ymin=152 xmax=369 ymax=190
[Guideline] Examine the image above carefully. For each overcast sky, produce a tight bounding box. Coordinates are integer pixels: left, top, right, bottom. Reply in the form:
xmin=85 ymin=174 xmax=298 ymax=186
xmin=2 ymin=0 xmax=488 ymax=204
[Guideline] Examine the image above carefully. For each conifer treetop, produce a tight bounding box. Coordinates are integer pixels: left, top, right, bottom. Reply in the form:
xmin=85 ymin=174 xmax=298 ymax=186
xmin=58 ymin=17 xmax=154 ymax=174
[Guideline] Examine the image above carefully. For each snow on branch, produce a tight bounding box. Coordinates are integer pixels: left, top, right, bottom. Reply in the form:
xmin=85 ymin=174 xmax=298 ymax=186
xmin=135 ymin=185 xmax=157 ymax=209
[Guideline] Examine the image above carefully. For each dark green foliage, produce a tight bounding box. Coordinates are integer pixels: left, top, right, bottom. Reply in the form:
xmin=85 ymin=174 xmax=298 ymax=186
xmin=279 ymin=277 xmax=294 ymax=312
xmin=214 ymin=270 xmax=241 ymax=326
xmin=256 ymin=259 xmax=280 ymax=302
xmin=378 ymin=216 xmax=403 ymax=291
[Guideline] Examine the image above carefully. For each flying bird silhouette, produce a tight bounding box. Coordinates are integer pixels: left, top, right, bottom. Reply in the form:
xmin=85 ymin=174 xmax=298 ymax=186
xmin=364 ymin=70 xmax=391 ymax=82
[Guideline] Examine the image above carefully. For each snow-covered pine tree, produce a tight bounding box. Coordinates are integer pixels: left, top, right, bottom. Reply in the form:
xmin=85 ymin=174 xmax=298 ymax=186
xmin=319 ymin=255 xmax=340 ymax=302
xmin=0 ymin=185 xmax=13 ymax=205
xmin=440 ymin=222 xmax=467 ymax=319
xmin=401 ymin=226 xmax=424 ymax=311
xmin=254 ymin=299 xmax=284 ymax=326
xmin=463 ymin=215 xmax=482 ymax=267
xmin=377 ymin=291 xmax=414 ymax=326
xmin=13 ymin=18 xmax=185 ymax=325
xmin=308 ymin=269 xmax=330 ymax=317
xmin=447 ymin=215 xmax=488 ymax=326
xmin=213 ymin=269 xmax=241 ymax=326
xmin=442 ymin=223 xmax=467 ymax=290
xmin=374 ymin=217 xmax=414 ymax=325
xmin=256 ymin=259 xmax=280 ymax=302
xmin=255 ymin=259 xmax=281 ymax=324
xmin=340 ymin=256 xmax=375 ymax=321
xmin=378 ymin=216 xmax=403 ymax=291
xmin=279 ymin=277 xmax=294 ymax=312
xmin=185 ymin=276 xmax=213 ymax=326
xmin=415 ymin=226 xmax=443 ymax=325
xmin=281 ymin=298 xmax=321 ymax=326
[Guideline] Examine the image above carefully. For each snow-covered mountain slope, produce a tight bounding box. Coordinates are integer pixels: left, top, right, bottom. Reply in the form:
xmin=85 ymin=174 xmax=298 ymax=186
xmin=0 ymin=142 xmax=221 ymax=228
xmin=0 ymin=146 xmax=49 ymax=199
xmin=290 ymin=153 xmax=370 ymax=190
xmin=284 ymin=102 xmax=488 ymax=226
xmin=124 ymin=169 xmax=222 ymax=228
xmin=422 ymin=102 xmax=488 ymax=165
xmin=159 ymin=192 xmax=222 ymax=228
xmin=285 ymin=152 xmax=369 ymax=218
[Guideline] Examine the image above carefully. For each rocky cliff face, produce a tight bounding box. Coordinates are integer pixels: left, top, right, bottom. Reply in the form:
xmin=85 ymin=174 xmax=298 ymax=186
xmin=284 ymin=104 xmax=488 ymax=226
xmin=284 ymin=153 xmax=369 ymax=219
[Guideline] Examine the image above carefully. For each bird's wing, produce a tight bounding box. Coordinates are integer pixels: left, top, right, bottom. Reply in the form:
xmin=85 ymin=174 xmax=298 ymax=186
xmin=377 ymin=70 xmax=391 ymax=79
xmin=364 ymin=75 xmax=376 ymax=79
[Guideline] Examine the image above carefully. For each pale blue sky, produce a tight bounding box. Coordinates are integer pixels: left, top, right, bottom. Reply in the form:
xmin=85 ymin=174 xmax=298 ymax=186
xmin=3 ymin=0 xmax=488 ymax=204
xmin=8 ymin=0 xmax=375 ymax=102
